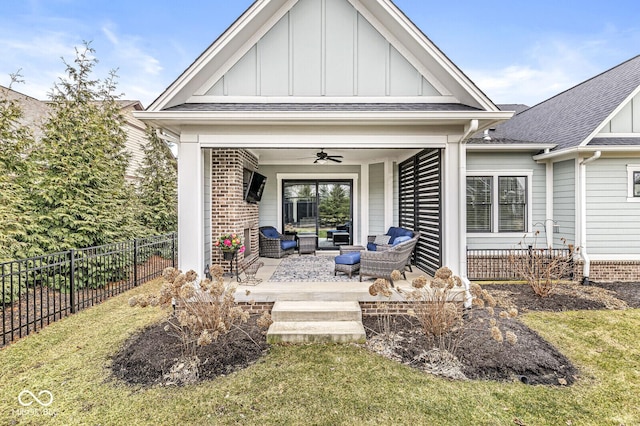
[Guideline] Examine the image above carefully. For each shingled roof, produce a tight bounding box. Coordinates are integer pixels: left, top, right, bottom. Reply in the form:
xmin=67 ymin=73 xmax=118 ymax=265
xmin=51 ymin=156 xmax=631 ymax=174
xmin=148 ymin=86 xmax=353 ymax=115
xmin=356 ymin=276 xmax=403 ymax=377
xmin=162 ymin=103 xmax=482 ymax=112
xmin=470 ymin=55 xmax=640 ymax=151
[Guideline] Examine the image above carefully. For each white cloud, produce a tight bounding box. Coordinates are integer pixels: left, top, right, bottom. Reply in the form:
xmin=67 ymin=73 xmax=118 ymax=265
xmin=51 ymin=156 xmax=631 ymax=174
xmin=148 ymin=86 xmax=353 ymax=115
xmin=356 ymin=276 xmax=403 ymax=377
xmin=468 ymin=27 xmax=640 ymax=106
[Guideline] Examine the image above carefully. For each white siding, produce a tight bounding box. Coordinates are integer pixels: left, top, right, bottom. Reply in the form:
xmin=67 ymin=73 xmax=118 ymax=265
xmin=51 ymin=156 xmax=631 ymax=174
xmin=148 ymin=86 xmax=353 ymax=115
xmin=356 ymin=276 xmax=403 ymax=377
xmin=204 ymin=0 xmax=441 ymax=98
xmin=599 ymin=92 xmax=640 ymax=134
xmin=325 ymin=0 xmax=355 ymax=96
xmin=466 ymin=152 xmax=546 ymax=250
xmin=121 ymin=104 xmax=148 ymax=180
xmin=553 ymin=160 xmax=576 ymax=247
xmin=291 ymin=0 xmax=322 ymax=95
xmin=586 ymin=158 xmax=640 ymax=256
xmin=368 ymin=163 xmax=385 ymax=234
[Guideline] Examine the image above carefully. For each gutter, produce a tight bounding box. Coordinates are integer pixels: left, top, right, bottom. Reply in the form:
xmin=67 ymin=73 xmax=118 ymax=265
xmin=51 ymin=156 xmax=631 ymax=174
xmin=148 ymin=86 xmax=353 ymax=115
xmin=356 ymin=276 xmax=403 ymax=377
xmin=459 ymin=119 xmax=478 ymax=308
xmin=578 ymin=150 xmax=601 ymax=285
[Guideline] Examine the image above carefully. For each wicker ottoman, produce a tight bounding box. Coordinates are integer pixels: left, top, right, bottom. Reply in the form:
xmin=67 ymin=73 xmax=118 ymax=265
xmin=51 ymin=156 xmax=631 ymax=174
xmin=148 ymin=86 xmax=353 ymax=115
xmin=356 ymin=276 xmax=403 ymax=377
xmin=334 ymin=251 xmax=361 ymax=278
xmin=339 ymin=245 xmax=365 ymax=254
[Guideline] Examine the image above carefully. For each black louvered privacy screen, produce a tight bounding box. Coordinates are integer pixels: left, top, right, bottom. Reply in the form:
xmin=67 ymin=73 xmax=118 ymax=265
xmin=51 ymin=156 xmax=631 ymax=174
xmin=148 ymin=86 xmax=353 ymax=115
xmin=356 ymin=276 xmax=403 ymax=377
xmin=398 ymin=149 xmax=442 ymax=276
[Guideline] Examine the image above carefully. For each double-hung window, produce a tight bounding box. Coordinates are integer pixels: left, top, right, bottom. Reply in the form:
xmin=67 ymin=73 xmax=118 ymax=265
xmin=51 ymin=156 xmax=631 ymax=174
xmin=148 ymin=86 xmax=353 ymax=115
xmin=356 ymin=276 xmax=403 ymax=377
xmin=467 ymin=172 xmax=530 ymax=233
xmin=626 ymin=165 xmax=640 ymax=201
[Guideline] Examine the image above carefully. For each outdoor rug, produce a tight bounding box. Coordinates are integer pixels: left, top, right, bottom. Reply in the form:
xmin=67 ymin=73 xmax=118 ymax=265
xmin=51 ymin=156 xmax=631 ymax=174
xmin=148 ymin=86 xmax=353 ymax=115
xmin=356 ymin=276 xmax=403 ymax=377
xmin=268 ymin=255 xmax=362 ymax=282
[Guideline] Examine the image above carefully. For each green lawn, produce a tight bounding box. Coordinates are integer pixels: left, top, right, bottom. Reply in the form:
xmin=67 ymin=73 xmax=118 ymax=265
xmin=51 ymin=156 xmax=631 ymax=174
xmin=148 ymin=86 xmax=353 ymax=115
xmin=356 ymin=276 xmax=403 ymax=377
xmin=1 ymin=279 xmax=638 ymax=425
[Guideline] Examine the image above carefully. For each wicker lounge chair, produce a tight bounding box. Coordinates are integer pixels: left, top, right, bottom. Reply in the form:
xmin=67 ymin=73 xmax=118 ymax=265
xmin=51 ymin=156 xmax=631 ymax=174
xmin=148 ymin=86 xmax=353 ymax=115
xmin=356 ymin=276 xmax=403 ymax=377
xmin=259 ymin=226 xmax=297 ymax=258
xmin=359 ymin=233 xmax=419 ymax=286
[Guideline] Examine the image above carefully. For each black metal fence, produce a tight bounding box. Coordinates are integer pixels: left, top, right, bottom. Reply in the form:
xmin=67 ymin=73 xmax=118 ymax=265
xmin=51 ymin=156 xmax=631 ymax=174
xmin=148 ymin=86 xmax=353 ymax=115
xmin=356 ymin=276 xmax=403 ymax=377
xmin=467 ymin=247 xmax=573 ymax=281
xmin=1 ymin=233 xmax=177 ymax=347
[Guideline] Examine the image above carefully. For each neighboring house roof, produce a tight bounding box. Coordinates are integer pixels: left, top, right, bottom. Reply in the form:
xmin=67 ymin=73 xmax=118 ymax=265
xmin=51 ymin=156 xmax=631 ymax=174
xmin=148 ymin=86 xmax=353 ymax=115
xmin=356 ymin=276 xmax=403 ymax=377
xmin=485 ymin=55 xmax=640 ymax=152
xmin=1 ymin=89 xmax=150 ymax=179
xmin=498 ymin=103 xmax=529 ymax=114
xmin=163 ymin=103 xmax=482 ymax=112
xmin=0 ymin=85 xmax=51 ymax=142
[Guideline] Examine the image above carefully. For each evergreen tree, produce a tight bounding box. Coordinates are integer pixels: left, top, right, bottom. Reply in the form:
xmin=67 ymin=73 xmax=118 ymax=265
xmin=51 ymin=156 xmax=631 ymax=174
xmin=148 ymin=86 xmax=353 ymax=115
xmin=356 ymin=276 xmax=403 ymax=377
xmin=319 ymin=184 xmax=351 ymax=225
xmin=27 ymin=43 xmax=141 ymax=252
xmin=0 ymin=75 xmax=34 ymax=261
xmin=136 ymin=126 xmax=177 ymax=234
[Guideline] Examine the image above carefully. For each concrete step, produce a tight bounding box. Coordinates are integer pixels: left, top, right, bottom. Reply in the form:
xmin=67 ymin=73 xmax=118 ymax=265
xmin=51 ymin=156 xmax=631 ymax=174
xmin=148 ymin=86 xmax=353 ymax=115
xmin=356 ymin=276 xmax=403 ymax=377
xmin=271 ymin=300 xmax=362 ymax=322
xmin=267 ymin=321 xmax=366 ymax=344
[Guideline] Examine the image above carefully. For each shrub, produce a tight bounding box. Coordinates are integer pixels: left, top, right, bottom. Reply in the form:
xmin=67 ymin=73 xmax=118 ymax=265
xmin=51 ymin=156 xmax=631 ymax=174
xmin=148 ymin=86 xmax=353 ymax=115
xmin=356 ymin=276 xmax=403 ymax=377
xmin=509 ymin=232 xmax=576 ymax=297
xmin=130 ymin=266 xmax=252 ymax=359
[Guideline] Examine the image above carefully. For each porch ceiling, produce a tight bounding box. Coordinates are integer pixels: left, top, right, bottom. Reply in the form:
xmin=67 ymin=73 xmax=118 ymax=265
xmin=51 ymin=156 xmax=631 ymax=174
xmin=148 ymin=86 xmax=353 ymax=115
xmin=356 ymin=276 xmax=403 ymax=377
xmin=251 ymin=147 xmax=419 ymax=165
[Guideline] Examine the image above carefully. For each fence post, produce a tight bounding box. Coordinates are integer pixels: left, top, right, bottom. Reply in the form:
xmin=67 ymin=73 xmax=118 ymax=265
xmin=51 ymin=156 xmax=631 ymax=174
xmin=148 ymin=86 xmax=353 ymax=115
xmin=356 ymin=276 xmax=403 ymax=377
xmin=133 ymin=238 xmax=138 ymax=287
xmin=69 ymin=250 xmax=76 ymax=314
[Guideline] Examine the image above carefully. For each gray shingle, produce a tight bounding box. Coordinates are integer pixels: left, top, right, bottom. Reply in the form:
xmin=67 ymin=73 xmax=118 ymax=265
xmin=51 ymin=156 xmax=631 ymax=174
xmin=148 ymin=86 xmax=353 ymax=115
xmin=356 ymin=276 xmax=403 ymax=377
xmin=589 ymin=137 xmax=640 ymax=146
xmin=162 ymin=103 xmax=482 ymax=112
xmin=490 ymin=55 xmax=640 ymax=151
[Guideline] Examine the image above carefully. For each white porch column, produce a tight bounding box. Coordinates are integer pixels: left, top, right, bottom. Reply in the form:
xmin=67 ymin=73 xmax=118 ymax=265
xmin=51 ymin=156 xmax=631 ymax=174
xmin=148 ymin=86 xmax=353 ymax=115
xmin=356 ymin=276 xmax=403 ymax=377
xmin=360 ymin=163 xmax=370 ymax=246
xmin=442 ymin=139 xmax=462 ymax=274
xmin=177 ymin=133 xmax=204 ymax=274
xmin=384 ymin=159 xmax=394 ymax=230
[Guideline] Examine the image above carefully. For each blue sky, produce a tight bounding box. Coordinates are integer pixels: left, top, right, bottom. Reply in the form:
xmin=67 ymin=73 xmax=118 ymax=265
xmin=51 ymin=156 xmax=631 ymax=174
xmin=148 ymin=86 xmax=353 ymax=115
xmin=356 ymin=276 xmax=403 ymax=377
xmin=1 ymin=0 xmax=638 ymax=107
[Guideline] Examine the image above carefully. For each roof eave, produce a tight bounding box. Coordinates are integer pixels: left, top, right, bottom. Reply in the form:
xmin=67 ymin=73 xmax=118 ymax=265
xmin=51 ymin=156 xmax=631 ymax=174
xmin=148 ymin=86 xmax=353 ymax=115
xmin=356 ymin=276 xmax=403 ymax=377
xmin=135 ymin=110 xmax=512 ymax=130
xmin=533 ymin=145 xmax=640 ymax=161
xmin=467 ymin=143 xmax=556 ymax=152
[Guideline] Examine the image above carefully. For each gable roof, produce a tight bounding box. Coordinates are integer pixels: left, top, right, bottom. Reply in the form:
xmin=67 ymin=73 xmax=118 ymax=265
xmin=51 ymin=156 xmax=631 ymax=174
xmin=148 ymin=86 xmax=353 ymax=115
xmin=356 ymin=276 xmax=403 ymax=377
xmin=146 ymin=0 xmax=501 ymax=113
xmin=482 ymin=55 xmax=640 ymax=152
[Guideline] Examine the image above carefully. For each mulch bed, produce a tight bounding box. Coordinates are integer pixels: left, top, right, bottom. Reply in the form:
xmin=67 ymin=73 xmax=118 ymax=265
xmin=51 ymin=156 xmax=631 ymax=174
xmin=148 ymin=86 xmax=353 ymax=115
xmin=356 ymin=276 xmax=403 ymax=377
xmin=110 ymin=282 xmax=639 ymax=387
xmin=110 ymin=316 xmax=268 ymax=386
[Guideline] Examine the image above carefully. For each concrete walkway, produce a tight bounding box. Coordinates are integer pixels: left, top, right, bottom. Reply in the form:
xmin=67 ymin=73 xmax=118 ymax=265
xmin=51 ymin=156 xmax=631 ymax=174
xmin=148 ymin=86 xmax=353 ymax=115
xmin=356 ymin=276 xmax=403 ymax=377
xmin=233 ymin=252 xmax=428 ymax=303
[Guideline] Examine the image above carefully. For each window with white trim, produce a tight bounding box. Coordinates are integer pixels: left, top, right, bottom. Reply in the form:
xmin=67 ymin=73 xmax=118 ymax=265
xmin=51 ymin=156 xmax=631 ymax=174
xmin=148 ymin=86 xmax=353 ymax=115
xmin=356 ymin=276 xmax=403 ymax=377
xmin=626 ymin=165 xmax=640 ymax=201
xmin=467 ymin=173 xmax=530 ymax=233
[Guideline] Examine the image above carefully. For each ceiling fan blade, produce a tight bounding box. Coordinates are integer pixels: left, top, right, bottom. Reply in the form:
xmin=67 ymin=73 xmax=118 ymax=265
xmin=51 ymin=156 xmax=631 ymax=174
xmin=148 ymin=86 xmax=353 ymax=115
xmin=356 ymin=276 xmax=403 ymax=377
xmin=327 ymin=155 xmax=343 ymax=159
xmin=328 ymin=157 xmax=342 ymax=163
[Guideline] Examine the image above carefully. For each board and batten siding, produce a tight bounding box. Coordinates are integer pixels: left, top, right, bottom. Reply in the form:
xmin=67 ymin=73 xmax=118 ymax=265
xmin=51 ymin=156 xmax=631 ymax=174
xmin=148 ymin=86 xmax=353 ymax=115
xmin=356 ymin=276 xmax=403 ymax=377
xmin=586 ymin=157 xmax=640 ymax=256
xmin=466 ymin=152 xmax=546 ymax=250
xmin=599 ymin=92 xmax=640 ymax=133
xmin=553 ymin=159 xmax=576 ymax=247
xmin=368 ymin=163 xmax=385 ymax=235
xmin=207 ymin=0 xmax=440 ymax=98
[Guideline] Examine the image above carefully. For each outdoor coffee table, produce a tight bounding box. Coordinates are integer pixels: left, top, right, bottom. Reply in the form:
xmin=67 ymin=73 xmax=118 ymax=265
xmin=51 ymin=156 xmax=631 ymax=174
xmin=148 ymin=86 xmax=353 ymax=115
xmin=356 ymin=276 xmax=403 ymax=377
xmin=297 ymin=233 xmax=317 ymax=255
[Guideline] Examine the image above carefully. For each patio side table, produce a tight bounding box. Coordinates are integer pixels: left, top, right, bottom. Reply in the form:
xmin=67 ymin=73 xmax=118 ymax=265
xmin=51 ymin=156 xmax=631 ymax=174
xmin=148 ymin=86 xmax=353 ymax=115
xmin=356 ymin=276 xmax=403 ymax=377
xmin=297 ymin=233 xmax=317 ymax=255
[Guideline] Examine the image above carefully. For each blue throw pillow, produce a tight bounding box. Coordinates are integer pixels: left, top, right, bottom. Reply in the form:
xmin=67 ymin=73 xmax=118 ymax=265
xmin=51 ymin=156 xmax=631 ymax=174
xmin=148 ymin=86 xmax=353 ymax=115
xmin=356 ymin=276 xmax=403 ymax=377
xmin=392 ymin=235 xmax=412 ymax=246
xmin=367 ymin=242 xmax=377 ymax=251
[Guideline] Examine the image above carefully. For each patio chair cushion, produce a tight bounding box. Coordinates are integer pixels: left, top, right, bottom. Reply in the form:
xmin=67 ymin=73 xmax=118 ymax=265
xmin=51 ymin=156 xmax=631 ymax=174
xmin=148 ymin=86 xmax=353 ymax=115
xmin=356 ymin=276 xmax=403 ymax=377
xmin=392 ymin=235 xmax=412 ymax=246
xmin=386 ymin=226 xmax=413 ymax=244
xmin=335 ymin=251 xmax=361 ymax=265
xmin=280 ymin=240 xmax=297 ymax=250
xmin=262 ymin=227 xmax=280 ymax=239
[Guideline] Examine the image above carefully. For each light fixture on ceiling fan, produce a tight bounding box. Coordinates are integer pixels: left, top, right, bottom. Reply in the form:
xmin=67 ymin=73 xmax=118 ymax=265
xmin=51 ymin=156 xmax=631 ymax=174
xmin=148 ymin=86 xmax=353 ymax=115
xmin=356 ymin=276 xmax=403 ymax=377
xmin=314 ymin=149 xmax=343 ymax=164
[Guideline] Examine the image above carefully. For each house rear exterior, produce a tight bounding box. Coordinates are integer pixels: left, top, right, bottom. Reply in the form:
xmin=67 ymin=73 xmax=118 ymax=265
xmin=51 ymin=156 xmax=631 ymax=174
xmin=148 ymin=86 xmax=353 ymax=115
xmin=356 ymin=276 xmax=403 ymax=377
xmin=138 ymin=0 xmax=640 ymax=284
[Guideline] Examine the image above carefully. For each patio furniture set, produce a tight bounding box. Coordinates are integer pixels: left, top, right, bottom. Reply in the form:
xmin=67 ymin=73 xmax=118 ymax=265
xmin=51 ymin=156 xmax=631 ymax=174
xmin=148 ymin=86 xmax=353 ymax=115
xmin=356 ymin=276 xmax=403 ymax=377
xmin=258 ymin=225 xmax=419 ymax=285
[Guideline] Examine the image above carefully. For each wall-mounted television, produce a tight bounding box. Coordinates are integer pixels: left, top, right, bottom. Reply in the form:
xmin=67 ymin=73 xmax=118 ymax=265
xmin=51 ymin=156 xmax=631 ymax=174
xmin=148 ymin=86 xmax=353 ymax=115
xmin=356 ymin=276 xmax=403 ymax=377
xmin=244 ymin=170 xmax=267 ymax=204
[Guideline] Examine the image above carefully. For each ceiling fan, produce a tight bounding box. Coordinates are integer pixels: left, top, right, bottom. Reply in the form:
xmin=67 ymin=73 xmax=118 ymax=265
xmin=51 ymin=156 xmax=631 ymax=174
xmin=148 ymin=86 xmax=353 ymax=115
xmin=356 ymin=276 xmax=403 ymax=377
xmin=314 ymin=149 xmax=343 ymax=164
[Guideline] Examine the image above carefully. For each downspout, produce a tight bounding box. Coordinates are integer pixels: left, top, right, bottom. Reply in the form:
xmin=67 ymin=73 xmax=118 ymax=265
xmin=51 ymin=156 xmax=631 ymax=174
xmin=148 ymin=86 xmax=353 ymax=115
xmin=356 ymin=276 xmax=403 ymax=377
xmin=459 ymin=120 xmax=478 ymax=308
xmin=579 ymin=150 xmax=601 ymax=285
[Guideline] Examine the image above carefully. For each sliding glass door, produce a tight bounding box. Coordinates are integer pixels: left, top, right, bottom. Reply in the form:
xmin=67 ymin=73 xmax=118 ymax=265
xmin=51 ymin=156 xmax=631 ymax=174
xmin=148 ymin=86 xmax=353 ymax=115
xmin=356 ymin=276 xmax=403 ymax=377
xmin=283 ymin=180 xmax=352 ymax=249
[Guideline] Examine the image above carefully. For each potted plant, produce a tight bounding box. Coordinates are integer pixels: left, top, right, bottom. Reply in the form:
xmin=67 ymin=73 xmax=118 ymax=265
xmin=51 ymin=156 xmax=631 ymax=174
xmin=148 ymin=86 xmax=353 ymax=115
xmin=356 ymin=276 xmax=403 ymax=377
xmin=215 ymin=233 xmax=245 ymax=260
